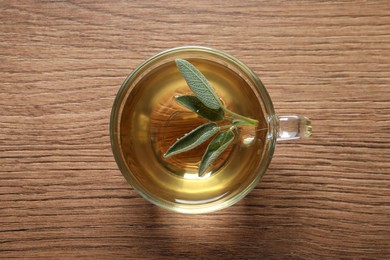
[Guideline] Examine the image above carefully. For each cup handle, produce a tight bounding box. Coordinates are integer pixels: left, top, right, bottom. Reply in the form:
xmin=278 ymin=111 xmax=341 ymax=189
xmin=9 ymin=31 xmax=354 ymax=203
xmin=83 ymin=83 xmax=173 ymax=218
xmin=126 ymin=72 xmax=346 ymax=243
xmin=276 ymin=116 xmax=312 ymax=141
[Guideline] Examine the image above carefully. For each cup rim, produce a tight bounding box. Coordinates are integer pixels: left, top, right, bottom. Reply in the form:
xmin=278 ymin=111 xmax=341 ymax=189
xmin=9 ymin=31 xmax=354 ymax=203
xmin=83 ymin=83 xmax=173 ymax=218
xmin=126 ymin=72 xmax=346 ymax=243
xmin=110 ymin=46 xmax=277 ymax=214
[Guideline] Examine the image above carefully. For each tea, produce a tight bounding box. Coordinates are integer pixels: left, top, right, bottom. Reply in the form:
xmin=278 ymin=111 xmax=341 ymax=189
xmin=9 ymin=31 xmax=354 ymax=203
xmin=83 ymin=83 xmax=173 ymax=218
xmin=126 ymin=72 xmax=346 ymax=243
xmin=119 ymin=58 xmax=268 ymax=209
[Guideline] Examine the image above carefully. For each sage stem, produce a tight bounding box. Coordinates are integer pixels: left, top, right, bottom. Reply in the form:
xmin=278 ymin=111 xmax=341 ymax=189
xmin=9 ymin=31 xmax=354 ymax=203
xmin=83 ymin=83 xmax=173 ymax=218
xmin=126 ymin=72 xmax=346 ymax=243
xmin=223 ymin=107 xmax=259 ymax=126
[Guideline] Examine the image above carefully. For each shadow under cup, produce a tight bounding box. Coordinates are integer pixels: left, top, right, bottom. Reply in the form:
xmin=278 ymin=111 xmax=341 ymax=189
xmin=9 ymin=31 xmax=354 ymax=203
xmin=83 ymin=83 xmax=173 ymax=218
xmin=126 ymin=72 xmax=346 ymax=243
xmin=110 ymin=46 xmax=277 ymax=214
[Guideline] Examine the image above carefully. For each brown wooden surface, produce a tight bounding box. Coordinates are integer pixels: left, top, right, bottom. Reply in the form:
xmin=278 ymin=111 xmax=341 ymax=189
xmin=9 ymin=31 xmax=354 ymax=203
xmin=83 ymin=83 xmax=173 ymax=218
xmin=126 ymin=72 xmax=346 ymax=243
xmin=1 ymin=1 xmax=389 ymax=259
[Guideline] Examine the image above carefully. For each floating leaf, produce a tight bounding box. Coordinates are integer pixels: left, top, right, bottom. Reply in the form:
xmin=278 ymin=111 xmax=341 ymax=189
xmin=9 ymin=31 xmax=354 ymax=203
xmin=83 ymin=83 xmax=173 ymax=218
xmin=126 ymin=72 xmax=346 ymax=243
xmin=163 ymin=59 xmax=261 ymax=175
xmin=199 ymin=129 xmax=235 ymax=176
xmin=175 ymin=58 xmax=222 ymax=110
xmin=163 ymin=122 xmax=220 ymax=158
xmin=176 ymin=95 xmax=224 ymax=122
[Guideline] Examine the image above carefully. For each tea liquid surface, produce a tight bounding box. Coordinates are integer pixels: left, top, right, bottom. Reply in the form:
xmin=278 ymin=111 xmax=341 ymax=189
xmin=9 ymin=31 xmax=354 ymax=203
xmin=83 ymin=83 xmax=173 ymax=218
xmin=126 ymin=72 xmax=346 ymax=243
xmin=120 ymin=59 xmax=268 ymax=206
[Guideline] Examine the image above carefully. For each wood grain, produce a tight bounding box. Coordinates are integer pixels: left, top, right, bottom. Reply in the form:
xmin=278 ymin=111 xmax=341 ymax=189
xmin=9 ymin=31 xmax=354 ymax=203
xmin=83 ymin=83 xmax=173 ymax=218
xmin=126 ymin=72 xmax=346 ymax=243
xmin=1 ymin=0 xmax=389 ymax=258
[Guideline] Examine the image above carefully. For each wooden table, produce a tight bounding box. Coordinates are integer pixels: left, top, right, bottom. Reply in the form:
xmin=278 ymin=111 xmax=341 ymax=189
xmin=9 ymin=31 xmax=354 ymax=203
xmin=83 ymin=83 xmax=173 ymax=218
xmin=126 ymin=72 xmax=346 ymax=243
xmin=1 ymin=1 xmax=389 ymax=258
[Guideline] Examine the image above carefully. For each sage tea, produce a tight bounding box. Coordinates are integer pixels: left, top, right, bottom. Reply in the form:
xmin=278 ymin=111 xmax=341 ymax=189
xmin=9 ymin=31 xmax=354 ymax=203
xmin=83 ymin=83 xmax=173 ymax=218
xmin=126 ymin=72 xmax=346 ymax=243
xmin=118 ymin=58 xmax=268 ymax=208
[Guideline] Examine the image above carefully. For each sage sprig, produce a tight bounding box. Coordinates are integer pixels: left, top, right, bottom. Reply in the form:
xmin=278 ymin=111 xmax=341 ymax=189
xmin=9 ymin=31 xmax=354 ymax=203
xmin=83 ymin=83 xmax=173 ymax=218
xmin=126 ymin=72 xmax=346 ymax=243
xmin=164 ymin=58 xmax=260 ymax=176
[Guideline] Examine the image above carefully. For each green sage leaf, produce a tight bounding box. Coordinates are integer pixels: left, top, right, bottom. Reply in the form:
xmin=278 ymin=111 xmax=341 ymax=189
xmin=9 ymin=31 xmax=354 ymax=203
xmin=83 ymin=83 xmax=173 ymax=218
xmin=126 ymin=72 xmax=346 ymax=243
xmin=176 ymin=95 xmax=224 ymax=122
xmin=175 ymin=58 xmax=222 ymax=110
xmin=199 ymin=129 xmax=235 ymax=176
xmin=163 ymin=122 xmax=220 ymax=158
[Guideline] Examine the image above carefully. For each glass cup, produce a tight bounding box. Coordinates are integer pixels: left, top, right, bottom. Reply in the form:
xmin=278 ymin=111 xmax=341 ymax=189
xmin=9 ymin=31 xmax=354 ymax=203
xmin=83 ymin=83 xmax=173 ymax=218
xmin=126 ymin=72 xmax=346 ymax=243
xmin=110 ymin=46 xmax=312 ymax=214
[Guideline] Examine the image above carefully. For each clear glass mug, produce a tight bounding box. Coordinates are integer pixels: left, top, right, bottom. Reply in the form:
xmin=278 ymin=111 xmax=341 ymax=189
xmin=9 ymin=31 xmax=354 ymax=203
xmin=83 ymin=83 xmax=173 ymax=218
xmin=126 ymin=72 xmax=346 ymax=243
xmin=110 ymin=46 xmax=312 ymax=214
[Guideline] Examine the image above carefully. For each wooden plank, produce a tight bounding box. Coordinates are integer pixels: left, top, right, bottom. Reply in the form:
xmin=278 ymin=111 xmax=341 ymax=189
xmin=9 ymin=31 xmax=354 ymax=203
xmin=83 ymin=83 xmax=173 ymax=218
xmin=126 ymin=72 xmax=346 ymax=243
xmin=1 ymin=0 xmax=389 ymax=258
